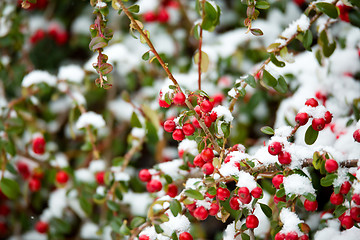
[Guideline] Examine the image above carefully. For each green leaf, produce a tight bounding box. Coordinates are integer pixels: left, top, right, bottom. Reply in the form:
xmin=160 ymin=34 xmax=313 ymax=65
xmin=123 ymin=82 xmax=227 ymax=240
xmin=184 ymin=189 xmax=204 ymax=200
xmin=334 ymin=205 xmax=347 ymax=218
xmin=89 ymin=36 xmax=107 ymax=51
xmin=304 ymin=193 xmax=316 ymax=202
xmin=172 ymin=232 xmax=179 ymax=240
xmin=154 ymin=224 xmax=164 ymax=234
xmin=170 ymin=199 xmax=182 ymax=217
xmin=110 ymin=218 xmax=122 ymax=234
xmin=130 ymin=217 xmax=145 ymax=229
xmin=207 ymin=187 xmax=217 ymax=196
xmin=51 ymin=218 xmax=71 ymax=234
xmin=0 ymin=178 xmax=20 ymax=200
xmin=120 ymin=222 xmax=131 ymax=235
xmin=81 ymin=141 xmax=92 ymax=151
xmin=276 ymin=188 xmax=285 ymax=197
xmin=6 ymin=163 xmax=17 ymax=175
xmin=274 ymin=75 xmax=288 ymax=94
xmin=4 ymin=140 xmax=16 ymax=156
xmin=107 ymin=200 xmax=120 ymax=212
xmin=305 ymin=125 xmax=319 ymax=145
xmin=256 ymin=1 xmax=270 ymax=9
xmin=243 ymin=74 xmax=257 ymax=88
xmin=128 ymin=4 xmax=139 ymax=13
xmin=194 ymin=51 xmax=210 ymax=73
xmin=316 ymin=2 xmax=339 ymax=19
xmin=323 ymin=42 xmax=336 ymax=58
xmin=259 ymin=203 xmax=272 ymax=218
xmin=99 ymin=63 xmax=113 ymax=75
xmin=270 ymin=54 xmax=285 ymax=67
xmin=193 ymin=24 xmax=200 ymax=40
xmin=353 ymin=104 xmax=360 ymax=121
xmin=79 ymin=197 xmax=92 ymax=215
xmin=260 ymin=126 xmax=274 ymax=135
xmin=250 ymin=28 xmax=263 ymax=36
xmin=262 ymin=69 xmax=277 ymax=88
xmin=320 ymin=174 xmax=337 ymax=187
xmin=204 ymin=1 xmax=217 ymax=21
xmin=241 ymin=233 xmax=250 ymax=240
xmin=221 ymin=123 xmax=230 ymax=138
xmin=303 ymin=30 xmax=313 ymax=51
xmin=142 ymin=51 xmax=150 ymax=61
xmin=130 ymin=112 xmax=142 ymax=128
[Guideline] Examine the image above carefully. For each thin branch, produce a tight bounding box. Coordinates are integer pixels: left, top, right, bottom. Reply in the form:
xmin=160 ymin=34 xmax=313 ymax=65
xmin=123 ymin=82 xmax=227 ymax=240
xmin=197 ymin=0 xmax=205 ymax=90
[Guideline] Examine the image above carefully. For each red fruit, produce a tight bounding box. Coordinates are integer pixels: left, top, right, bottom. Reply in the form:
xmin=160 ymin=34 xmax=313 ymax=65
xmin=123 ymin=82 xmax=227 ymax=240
xmin=275 ymin=232 xmax=286 ymax=240
xmin=305 ymin=98 xmax=319 ymax=107
xmin=0 ymin=205 xmax=10 ymax=216
xmin=204 ymin=115 xmax=212 ymax=127
xmin=224 ymin=155 xmax=232 ymax=163
xmin=17 ymin=161 xmax=30 ymax=179
xmin=206 ymin=192 xmax=216 ymax=198
xmin=350 ymin=207 xmax=360 ymax=222
xmin=295 ymin=112 xmax=309 ymax=126
xmin=209 ymin=203 xmax=219 ymax=216
xmin=340 ymin=181 xmax=351 ymax=195
xmin=193 ymin=154 xmax=205 ymax=167
xmin=238 ymin=187 xmax=250 ymax=200
xmin=210 ymin=112 xmax=217 ymax=122
xmin=212 ymin=94 xmax=224 ymax=105
xmin=272 ymin=175 xmax=284 ymax=189
xmin=32 ymin=169 xmax=44 ymax=179
xmin=172 ymin=129 xmax=185 ymax=141
xmin=194 ymin=105 xmax=202 ymax=117
xmin=229 ymin=196 xmax=240 ymax=210
xmin=293 ymin=0 xmax=305 ymax=7
xmin=246 ymin=215 xmax=259 ymax=229
xmin=173 ymin=92 xmax=186 ymax=105
xmin=178 ymin=149 xmax=184 ymax=158
xmin=312 ymin=118 xmax=325 ymax=131
xmin=352 ymin=193 xmax=360 ymax=205
xmin=193 ymin=206 xmax=208 ymax=220
xmin=157 ymin=8 xmax=169 ymax=23
xmin=325 ymin=159 xmax=338 ymax=173
xmin=324 ymin=111 xmax=333 ymax=124
xmin=182 ymin=123 xmax=195 ymax=136
xmin=299 ymin=235 xmax=309 ymax=240
xmin=330 ymin=192 xmax=344 ymax=205
xmin=251 ymin=187 xmax=263 ymax=199
xmin=202 ymin=163 xmax=214 ymax=175
xmin=200 ymin=100 xmax=213 ymax=113
xmin=32 ymin=136 xmax=46 ymax=154
xmin=29 ymin=177 xmax=41 ymax=192
xmin=179 ymin=232 xmax=193 ymax=240
xmin=164 ymin=120 xmax=176 ymax=132
xmin=274 ymin=195 xmax=286 ymax=204
xmin=35 ymin=221 xmax=48 ymax=234
xmin=337 ymin=3 xmax=350 ymax=22
xmin=278 ymin=151 xmax=292 ymax=165
xmin=143 ymin=11 xmax=157 ymax=22
xmin=192 ymin=118 xmax=200 ymax=128
xmin=139 ymin=169 xmax=152 ymax=182
xmin=139 ymin=235 xmax=150 ymax=240
xmin=268 ymin=142 xmax=282 ymax=156
xmin=304 ymin=200 xmax=318 ymax=211
xmin=341 ymin=215 xmax=354 ymax=229
xmin=354 ymin=129 xmax=360 ymax=142
xmin=30 ymin=29 xmax=46 ymax=44
xmin=286 ymin=231 xmax=298 ymax=240
xmin=96 ymin=171 xmax=105 ymax=185
xmin=159 ymin=99 xmax=171 ymax=108
xmin=56 ymin=170 xmax=69 ymax=184
xmin=217 ymin=187 xmax=230 ymax=201
xmin=146 ymin=179 xmax=162 ymax=193
xmin=201 ymin=148 xmax=214 ymax=162
xmin=167 ymin=184 xmax=178 ymax=197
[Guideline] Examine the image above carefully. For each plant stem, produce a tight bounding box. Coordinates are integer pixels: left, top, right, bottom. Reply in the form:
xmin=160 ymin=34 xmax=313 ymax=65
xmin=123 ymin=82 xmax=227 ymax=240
xmin=197 ymin=0 xmax=205 ymax=90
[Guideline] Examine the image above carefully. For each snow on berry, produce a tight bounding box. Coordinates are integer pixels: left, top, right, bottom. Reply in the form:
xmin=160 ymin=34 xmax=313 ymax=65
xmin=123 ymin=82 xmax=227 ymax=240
xmin=236 ymin=171 xmax=257 ymax=192
xmin=211 ymin=105 xmax=234 ymax=122
xmin=76 ymin=111 xmax=106 ymax=129
xmin=160 ymin=214 xmax=190 ymax=237
xmin=178 ymin=139 xmax=199 ymax=157
xmin=22 ymin=70 xmax=57 ymax=87
xmin=279 ymin=208 xmax=303 ymax=235
xmin=283 ymin=174 xmax=315 ymax=196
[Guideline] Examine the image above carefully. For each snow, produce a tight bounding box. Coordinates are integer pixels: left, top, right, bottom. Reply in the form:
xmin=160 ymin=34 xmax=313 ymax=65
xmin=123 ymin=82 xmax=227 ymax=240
xmin=114 ymin=172 xmax=130 ymax=181
xmin=314 ymin=225 xmax=360 ymax=240
xmin=279 ymin=208 xmax=303 ymax=234
xmin=160 ymin=214 xmax=190 ymax=236
xmin=333 ymin=168 xmax=350 ymax=187
xmin=196 ymin=199 xmax=212 ymax=210
xmin=223 ymin=221 xmax=242 ymax=240
xmin=158 ymin=159 xmax=185 ymax=180
xmin=96 ymin=186 xmax=106 ymax=196
xmin=283 ymin=174 xmax=316 ymax=196
xmin=22 ymin=70 xmax=57 ymax=87
xmin=50 ymin=153 xmax=69 ymax=168
xmin=178 ymin=139 xmax=199 ymax=156
xmin=75 ymin=168 xmax=95 ymax=183
xmin=89 ymin=159 xmax=106 ymax=172
xmin=212 ymin=105 xmax=234 ymax=122
xmin=76 ymin=111 xmax=106 ymax=129
xmin=95 ymin=1 xmax=107 ymax=8
xmin=58 ymin=65 xmax=85 ymax=83
xmin=80 ymin=222 xmax=101 ymax=239
xmin=108 ymin=98 xmax=134 ymax=121
xmin=236 ymin=171 xmax=257 ymax=191
xmin=274 ymin=126 xmax=293 ymax=138
xmin=122 ymin=191 xmax=153 ymax=216
xmin=281 ymin=14 xmax=310 ymax=39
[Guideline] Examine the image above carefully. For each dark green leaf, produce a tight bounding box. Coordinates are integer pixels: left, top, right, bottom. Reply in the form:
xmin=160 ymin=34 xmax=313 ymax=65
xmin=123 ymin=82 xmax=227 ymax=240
xmin=320 ymin=174 xmax=337 ymax=187
xmin=0 ymin=178 xmax=20 ymax=199
xmin=79 ymin=197 xmax=92 ymax=215
xmin=130 ymin=217 xmax=145 ymax=229
xmin=262 ymin=69 xmax=277 ymax=87
xmin=120 ymin=222 xmax=131 ymax=235
xmin=130 ymin=112 xmax=142 ymax=128
xmin=305 ymin=125 xmax=319 ymax=145
xmin=256 ymin=1 xmax=270 ymax=9
xmin=260 ymin=126 xmax=274 ymax=135
xmin=107 ymin=200 xmax=120 ymax=212
xmin=303 ymin=30 xmax=313 ymax=51
xmin=5 ymin=163 xmax=17 ymax=175
xmin=304 ymin=193 xmax=316 ymax=202
xmin=244 ymin=74 xmax=257 ymax=88
xmin=316 ymin=2 xmax=339 ymax=19
xmin=221 ymin=123 xmax=230 ymax=138
xmin=270 ymin=54 xmax=285 ymax=67
xmin=128 ymin=4 xmax=139 ymax=13
xmin=184 ymin=189 xmax=204 ymax=200
xmin=154 ymin=224 xmax=164 ymax=234
xmin=142 ymin=52 xmax=150 ymax=61
xmin=170 ymin=199 xmax=182 ymax=217
xmin=204 ymin=1 xmax=217 ymax=20
xmin=274 ymin=75 xmax=288 ymax=94
xmin=241 ymin=233 xmax=250 ymax=240
xmin=259 ymin=203 xmax=272 ymax=218
xmin=207 ymin=187 xmax=217 ymax=196
xmin=276 ymin=188 xmax=285 ymax=197
xmin=353 ymin=104 xmax=360 ymax=121
xmin=334 ymin=205 xmax=347 ymax=218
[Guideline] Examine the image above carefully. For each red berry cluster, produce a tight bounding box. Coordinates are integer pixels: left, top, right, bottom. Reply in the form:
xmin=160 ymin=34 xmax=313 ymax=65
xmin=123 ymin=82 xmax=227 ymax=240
xmin=336 ymin=2 xmax=353 ymax=22
xmin=139 ymin=169 xmax=178 ymax=196
xmin=295 ymin=98 xmax=332 ymax=131
xmin=17 ymin=161 xmax=45 ymax=192
xmin=164 ymin=118 xmax=195 ymax=141
xmin=185 ymin=199 xmax=219 ymax=221
xmin=268 ymin=141 xmax=292 ymax=165
xmin=275 ymin=231 xmax=308 ymax=240
xmin=30 ymin=26 xmax=68 ymax=46
xmin=229 ymin=187 xmax=263 ymax=211
xmin=142 ymin=1 xmax=178 ymax=23
xmin=272 ymin=175 xmax=286 ymax=204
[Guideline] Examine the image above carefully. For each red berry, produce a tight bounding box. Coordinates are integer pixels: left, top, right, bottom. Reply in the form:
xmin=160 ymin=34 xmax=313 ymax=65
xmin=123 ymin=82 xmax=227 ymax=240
xmin=210 ymin=112 xmax=217 ymax=122
xmin=340 ymin=181 xmax=351 ymax=195
xmin=324 ymin=111 xmax=333 ymax=124
xmin=299 ymin=235 xmax=309 ymax=240
xmin=200 ymin=100 xmax=213 ymax=113
xmin=56 ymin=170 xmax=69 ymax=184
xmin=146 ymin=179 xmax=162 ymax=193
xmin=143 ymin=11 xmax=157 ymax=22
xmin=204 ymin=115 xmax=212 ymax=127
xmin=272 ymin=175 xmax=284 ymax=189
xmin=354 ymin=129 xmax=360 ymax=142
xmin=206 ymin=192 xmax=216 ymax=199
xmin=286 ymin=231 xmax=298 ymax=240
xmin=30 ymin=29 xmax=46 ymax=44
xmin=251 ymin=187 xmax=263 ymax=199
xmin=293 ymin=0 xmax=305 ymax=7
xmin=212 ymin=94 xmax=224 ymax=105
xmin=304 ymin=200 xmax=318 ymax=211
xmin=278 ymin=151 xmax=292 ymax=165
xmin=341 ymin=215 xmax=354 ymax=229
xmin=275 ymin=232 xmax=286 ymax=240
xmin=157 ymin=8 xmax=169 ymax=23
xmin=352 ymin=193 xmax=360 ymax=205
xmin=192 ymin=118 xmax=200 ymax=128
xmin=167 ymin=184 xmax=178 ymax=198
xmin=330 ymin=192 xmax=344 ymax=205
xmin=139 ymin=169 xmax=152 ymax=182
xmin=274 ymin=195 xmax=286 ymax=204
xmin=202 ymin=163 xmax=214 ymax=175
xmin=201 ymin=148 xmax=214 ymax=162
xmin=208 ymin=203 xmax=219 ymax=216
xmin=325 ymin=159 xmax=338 ymax=173
xmin=32 ymin=137 xmax=46 ymax=154
xmin=0 ymin=205 xmax=10 ymax=216
xmin=182 ymin=123 xmax=195 ymax=136
xmin=29 ymin=177 xmax=41 ymax=192
xmin=139 ymin=235 xmax=150 ymax=240
xmin=35 ymin=221 xmax=48 ymax=234
xmin=337 ymin=2 xmax=350 ymax=22
xmin=238 ymin=187 xmax=250 ymax=200
xmin=229 ymin=196 xmax=240 ymax=210
xmin=159 ymin=99 xmax=171 ymax=108
xmin=173 ymin=92 xmax=186 ymax=105
xmin=172 ymin=129 xmax=185 ymax=141
xmin=305 ymin=98 xmax=318 ymax=107
xmin=96 ymin=171 xmax=105 ymax=185
xmin=194 ymin=105 xmax=202 ymax=117
xmin=193 ymin=154 xmax=205 ymax=167
xmin=246 ymin=215 xmax=259 ymax=229
xmin=193 ymin=206 xmax=208 ymax=220
xmin=179 ymin=232 xmax=193 ymax=240
xmin=295 ymin=112 xmax=309 ymax=126
xmin=164 ymin=120 xmax=176 ymax=132
xmin=217 ymin=187 xmax=230 ymax=201
xmin=224 ymin=155 xmax=232 ymax=163
xmin=350 ymin=207 xmax=360 ymax=222
xmin=268 ymin=142 xmax=282 ymax=156
xmin=17 ymin=161 xmax=30 ymax=179
xmin=312 ymin=118 xmax=325 ymax=131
